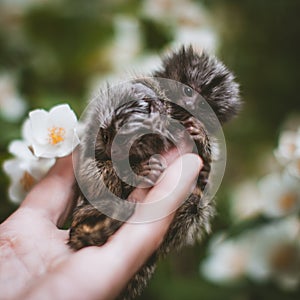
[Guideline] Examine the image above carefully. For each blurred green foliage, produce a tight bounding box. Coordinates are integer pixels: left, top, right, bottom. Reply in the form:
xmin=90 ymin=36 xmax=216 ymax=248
xmin=1 ymin=0 xmax=300 ymax=299
xmin=209 ymin=0 xmax=300 ymax=177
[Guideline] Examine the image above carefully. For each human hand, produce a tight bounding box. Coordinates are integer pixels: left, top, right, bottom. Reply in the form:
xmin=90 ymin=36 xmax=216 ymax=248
xmin=0 ymin=152 xmax=202 ymax=300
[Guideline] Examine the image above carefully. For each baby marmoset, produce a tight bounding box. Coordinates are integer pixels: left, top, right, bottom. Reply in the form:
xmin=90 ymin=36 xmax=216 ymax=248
xmin=68 ymin=46 xmax=241 ymax=299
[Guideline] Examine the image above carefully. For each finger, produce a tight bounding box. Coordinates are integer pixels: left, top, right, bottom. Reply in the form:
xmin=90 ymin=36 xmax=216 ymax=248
xmin=111 ymin=153 xmax=202 ymax=259
xmin=128 ymin=146 xmax=193 ymax=203
xmin=21 ymin=154 xmax=76 ymax=226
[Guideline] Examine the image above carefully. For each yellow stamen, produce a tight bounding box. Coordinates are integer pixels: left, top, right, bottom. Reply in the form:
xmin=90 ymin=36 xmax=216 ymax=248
xmin=271 ymin=244 xmax=297 ymax=272
xmin=279 ymin=192 xmax=297 ymax=212
xmin=297 ymin=159 xmax=300 ymax=172
xmin=288 ymin=143 xmax=296 ymax=155
xmin=20 ymin=171 xmax=36 ymax=192
xmin=48 ymin=127 xmax=65 ymax=145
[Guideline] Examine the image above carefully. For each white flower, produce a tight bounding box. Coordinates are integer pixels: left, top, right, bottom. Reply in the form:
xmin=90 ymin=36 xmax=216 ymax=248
xmin=173 ymin=26 xmax=219 ymax=54
xmin=3 ymin=140 xmax=55 ymax=203
xmin=110 ymin=16 xmax=141 ymax=71
xmin=2 ymin=99 xmax=79 ymax=202
xmin=142 ymin=0 xmax=219 ymax=53
xmin=274 ymin=130 xmax=300 ymax=164
xmin=0 ymin=74 xmax=27 ymax=122
xmin=201 ymin=234 xmax=250 ymax=283
xmin=141 ymin=0 xmax=176 ymax=21
xmin=21 ymin=118 xmax=33 ymax=145
xmin=246 ymin=217 xmax=300 ymax=290
xmin=286 ymin=157 xmax=300 ymax=179
xmin=202 ymin=219 xmax=300 ymax=289
xmin=25 ymin=104 xmax=80 ymax=158
xmin=230 ymin=180 xmax=263 ymax=221
xmin=142 ymin=0 xmax=206 ymax=25
xmin=258 ymin=173 xmax=300 ymax=217
xmin=274 ymin=128 xmax=300 ymax=179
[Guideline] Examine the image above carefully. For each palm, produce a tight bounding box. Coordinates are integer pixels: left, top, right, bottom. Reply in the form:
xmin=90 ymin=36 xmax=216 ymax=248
xmin=0 ymin=207 xmax=71 ymax=299
xmin=0 ymin=155 xmax=75 ymax=299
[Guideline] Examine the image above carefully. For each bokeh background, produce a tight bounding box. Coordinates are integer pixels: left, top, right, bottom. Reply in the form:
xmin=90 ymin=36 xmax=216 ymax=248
xmin=1 ymin=0 xmax=300 ymax=299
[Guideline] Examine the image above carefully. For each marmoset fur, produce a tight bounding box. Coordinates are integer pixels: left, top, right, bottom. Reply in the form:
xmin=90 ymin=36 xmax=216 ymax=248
xmin=68 ymin=46 xmax=241 ymax=299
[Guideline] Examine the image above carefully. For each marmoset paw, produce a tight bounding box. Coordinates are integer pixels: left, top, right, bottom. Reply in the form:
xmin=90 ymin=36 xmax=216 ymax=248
xmin=138 ymin=155 xmax=166 ymax=187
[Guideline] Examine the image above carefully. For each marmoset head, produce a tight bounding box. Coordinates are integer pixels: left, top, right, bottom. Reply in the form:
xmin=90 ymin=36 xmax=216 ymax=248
xmin=154 ymin=46 xmax=241 ymax=124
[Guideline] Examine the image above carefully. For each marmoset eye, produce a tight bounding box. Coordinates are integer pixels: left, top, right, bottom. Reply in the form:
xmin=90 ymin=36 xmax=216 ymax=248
xmin=183 ymin=86 xmax=194 ymax=97
xmin=102 ymin=130 xmax=108 ymax=144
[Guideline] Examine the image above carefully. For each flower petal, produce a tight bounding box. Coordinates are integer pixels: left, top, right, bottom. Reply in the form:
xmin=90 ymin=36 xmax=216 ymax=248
xmin=3 ymin=159 xmax=23 ymax=178
xmin=32 ymin=143 xmax=55 ymax=158
xmin=29 ymin=109 xmax=50 ymax=145
xmin=22 ymin=118 xmax=34 ymax=145
xmin=9 ymin=181 xmax=26 ymax=204
xmin=49 ymin=104 xmax=78 ymax=129
xmin=8 ymin=140 xmax=36 ymax=161
xmin=26 ymin=104 xmax=79 ymax=158
xmin=29 ymin=158 xmax=56 ymax=179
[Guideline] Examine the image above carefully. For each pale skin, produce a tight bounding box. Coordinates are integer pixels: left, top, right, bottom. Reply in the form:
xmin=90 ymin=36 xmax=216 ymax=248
xmin=0 ymin=152 xmax=202 ymax=300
